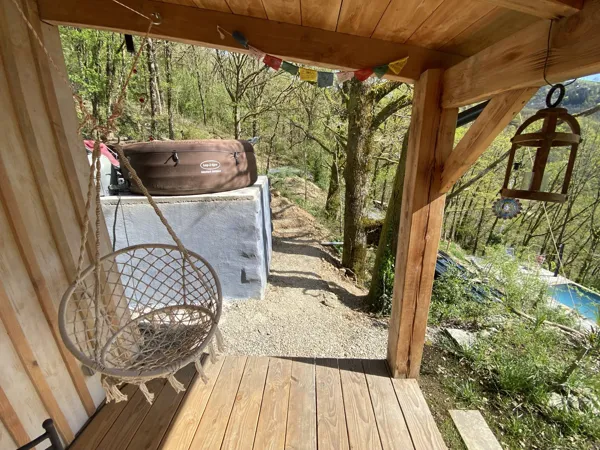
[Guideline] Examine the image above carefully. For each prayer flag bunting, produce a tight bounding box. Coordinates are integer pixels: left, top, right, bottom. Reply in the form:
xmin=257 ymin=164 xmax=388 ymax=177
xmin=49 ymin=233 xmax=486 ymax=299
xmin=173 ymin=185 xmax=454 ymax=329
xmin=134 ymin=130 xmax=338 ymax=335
xmin=388 ymin=57 xmax=408 ymax=75
xmin=248 ymin=46 xmax=266 ymax=61
xmin=373 ymin=64 xmax=389 ymax=79
xmin=299 ymin=67 xmax=318 ymax=82
xmin=317 ymin=71 xmax=334 ymax=87
xmin=232 ymin=31 xmax=249 ymax=49
xmin=263 ymin=54 xmax=282 ymax=70
xmin=354 ymin=68 xmax=373 ymax=82
xmin=336 ymin=71 xmax=353 ymax=83
xmin=282 ymin=61 xmax=299 ymax=75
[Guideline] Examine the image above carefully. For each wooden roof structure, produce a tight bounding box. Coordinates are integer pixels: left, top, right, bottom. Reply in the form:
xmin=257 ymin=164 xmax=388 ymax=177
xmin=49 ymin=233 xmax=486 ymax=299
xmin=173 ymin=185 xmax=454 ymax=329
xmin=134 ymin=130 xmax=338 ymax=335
xmin=2 ymin=0 xmax=600 ymax=446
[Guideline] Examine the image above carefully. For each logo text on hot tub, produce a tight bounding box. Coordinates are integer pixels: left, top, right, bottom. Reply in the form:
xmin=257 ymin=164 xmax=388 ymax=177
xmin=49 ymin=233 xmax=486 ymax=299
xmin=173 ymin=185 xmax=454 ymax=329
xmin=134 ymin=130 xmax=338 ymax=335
xmin=200 ymin=160 xmax=222 ymax=174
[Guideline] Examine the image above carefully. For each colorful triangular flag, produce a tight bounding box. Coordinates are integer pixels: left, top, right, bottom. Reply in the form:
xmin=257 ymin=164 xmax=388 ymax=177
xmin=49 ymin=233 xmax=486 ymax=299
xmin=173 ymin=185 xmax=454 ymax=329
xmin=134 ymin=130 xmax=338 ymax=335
xmin=336 ymin=71 xmax=353 ymax=83
xmin=388 ymin=57 xmax=408 ymax=75
xmin=263 ymin=54 xmax=282 ymax=70
xmin=299 ymin=67 xmax=318 ymax=82
xmin=281 ymin=61 xmax=299 ymax=75
xmin=317 ymin=71 xmax=334 ymax=87
xmin=373 ymin=65 xmax=389 ymax=79
xmin=248 ymin=46 xmax=266 ymax=62
xmin=354 ymin=68 xmax=373 ymax=82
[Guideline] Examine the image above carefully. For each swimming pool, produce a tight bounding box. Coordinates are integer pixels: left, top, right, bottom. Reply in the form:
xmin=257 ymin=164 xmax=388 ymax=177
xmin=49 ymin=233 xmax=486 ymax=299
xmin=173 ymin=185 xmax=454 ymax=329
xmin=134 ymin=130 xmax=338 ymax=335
xmin=550 ymin=284 xmax=600 ymax=321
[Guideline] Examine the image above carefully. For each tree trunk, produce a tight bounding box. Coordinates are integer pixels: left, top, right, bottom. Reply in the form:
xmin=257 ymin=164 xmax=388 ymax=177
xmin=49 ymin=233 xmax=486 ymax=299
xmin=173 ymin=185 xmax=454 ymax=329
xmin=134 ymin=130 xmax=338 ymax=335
xmin=342 ymin=79 xmax=376 ymax=277
xmin=367 ymin=132 xmax=409 ymax=312
xmin=325 ymin=154 xmax=341 ymax=219
xmin=146 ymin=38 xmax=159 ymax=138
xmin=164 ymin=42 xmax=175 ymax=140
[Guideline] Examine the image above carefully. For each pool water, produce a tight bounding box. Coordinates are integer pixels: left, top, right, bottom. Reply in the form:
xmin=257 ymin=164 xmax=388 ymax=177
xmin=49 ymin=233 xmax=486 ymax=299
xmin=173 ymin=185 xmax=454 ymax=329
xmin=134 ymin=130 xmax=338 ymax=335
xmin=550 ymin=283 xmax=600 ymax=321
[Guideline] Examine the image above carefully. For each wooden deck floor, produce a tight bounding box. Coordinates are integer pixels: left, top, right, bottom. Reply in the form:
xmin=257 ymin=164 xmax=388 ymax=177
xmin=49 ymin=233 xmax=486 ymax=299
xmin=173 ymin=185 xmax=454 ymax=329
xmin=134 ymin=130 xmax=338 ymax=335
xmin=70 ymin=357 xmax=447 ymax=450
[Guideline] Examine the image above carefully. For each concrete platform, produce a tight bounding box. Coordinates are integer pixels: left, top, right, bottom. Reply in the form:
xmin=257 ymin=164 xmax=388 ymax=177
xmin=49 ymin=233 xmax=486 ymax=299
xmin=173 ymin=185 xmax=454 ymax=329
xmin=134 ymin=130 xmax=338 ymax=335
xmin=101 ymin=176 xmax=272 ymax=300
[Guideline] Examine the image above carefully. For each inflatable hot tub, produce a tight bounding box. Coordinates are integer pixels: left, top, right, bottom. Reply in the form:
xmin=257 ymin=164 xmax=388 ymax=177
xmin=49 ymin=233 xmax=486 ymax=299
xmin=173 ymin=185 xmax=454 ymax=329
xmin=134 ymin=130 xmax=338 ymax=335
xmin=121 ymin=139 xmax=258 ymax=195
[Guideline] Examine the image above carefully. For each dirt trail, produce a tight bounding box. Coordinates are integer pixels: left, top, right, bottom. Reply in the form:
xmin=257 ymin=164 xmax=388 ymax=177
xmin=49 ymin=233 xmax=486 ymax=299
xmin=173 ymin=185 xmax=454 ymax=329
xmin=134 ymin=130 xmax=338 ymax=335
xmin=220 ymin=193 xmax=388 ymax=358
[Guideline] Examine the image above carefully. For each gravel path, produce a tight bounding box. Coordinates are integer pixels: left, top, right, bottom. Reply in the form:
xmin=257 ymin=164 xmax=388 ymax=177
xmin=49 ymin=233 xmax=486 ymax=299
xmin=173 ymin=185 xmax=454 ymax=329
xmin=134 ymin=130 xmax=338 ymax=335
xmin=220 ymin=194 xmax=388 ymax=359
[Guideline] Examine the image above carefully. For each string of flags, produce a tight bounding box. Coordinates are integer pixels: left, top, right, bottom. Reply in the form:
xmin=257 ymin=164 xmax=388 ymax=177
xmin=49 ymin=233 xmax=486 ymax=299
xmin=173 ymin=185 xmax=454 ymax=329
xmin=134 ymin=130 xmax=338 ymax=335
xmin=216 ymin=26 xmax=409 ymax=87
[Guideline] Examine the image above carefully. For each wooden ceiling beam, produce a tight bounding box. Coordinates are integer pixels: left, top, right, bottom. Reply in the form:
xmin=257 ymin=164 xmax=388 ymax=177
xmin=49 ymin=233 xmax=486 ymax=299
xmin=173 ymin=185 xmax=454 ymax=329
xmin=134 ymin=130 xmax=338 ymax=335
xmin=481 ymin=0 xmax=583 ymax=19
xmin=439 ymin=87 xmax=537 ymax=193
xmin=443 ymin=0 xmax=600 ymax=108
xmin=37 ymin=0 xmax=463 ymax=83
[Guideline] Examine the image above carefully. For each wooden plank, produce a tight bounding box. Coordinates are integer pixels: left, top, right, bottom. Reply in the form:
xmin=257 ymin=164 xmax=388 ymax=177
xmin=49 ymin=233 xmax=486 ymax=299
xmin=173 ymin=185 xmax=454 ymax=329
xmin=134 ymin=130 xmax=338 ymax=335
xmin=96 ymin=379 xmax=166 ymax=450
xmin=160 ymin=357 xmax=225 ymax=450
xmin=301 ymin=0 xmax=341 ymax=31
xmin=440 ymin=7 xmax=539 ymax=57
xmin=362 ymin=360 xmax=413 ymax=450
xmin=253 ymin=357 xmax=293 ymax=450
xmin=191 ymin=0 xmax=231 ymax=13
xmin=440 ymin=88 xmax=537 ymax=193
xmin=190 ymin=356 xmax=247 ymax=450
xmin=221 ymin=356 xmax=269 ymax=450
xmin=126 ymin=365 xmax=196 ymax=450
xmin=406 ymin=0 xmax=495 ymax=49
xmin=449 ymin=410 xmax=502 ymax=450
xmin=38 ymin=0 xmax=463 ymax=84
xmin=0 ymin=0 xmax=97 ymax=417
xmin=285 ymin=358 xmax=316 ymax=450
xmin=225 ymin=0 xmax=266 ymax=18
xmin=392 ymin=379 xmax=447 ymax=450
xmin=443 ymin=0 xmax=600 ymax=107
xmin=338 ymin=359 xmax=382 ymax=450
xmin=0 ymin=386 xmax=30 ymax=446
xmin=336 ymin=0 xmax=391 ymax=37
xmin=315 ymin=359 xmax=349 ymax=450
xmin=0 ymin=421 xmax=17 ymax=450
xmin=388 ymin=70 xmax=457 ymax=378
xmin=70 ymin=384 xmax=137 ymax=450
xmin=261 ymin=0 xmax=301 ymax=25
xmin=0 ymin=276 xmax=74 ymax=443
xmin=372 ymin=0 xmax=443 ymax=43
xmin=482 ymin=0 xmax=582 ymax=19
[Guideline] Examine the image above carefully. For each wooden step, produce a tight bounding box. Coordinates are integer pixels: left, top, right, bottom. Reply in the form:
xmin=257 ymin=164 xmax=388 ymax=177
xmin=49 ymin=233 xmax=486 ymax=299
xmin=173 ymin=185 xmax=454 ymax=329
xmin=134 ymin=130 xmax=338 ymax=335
xmin=449 ymin=410 xmax=503 ymax=450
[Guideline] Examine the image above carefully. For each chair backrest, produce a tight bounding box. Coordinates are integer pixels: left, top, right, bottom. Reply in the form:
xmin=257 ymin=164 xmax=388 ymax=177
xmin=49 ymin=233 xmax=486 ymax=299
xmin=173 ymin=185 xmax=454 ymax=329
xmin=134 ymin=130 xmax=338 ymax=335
xmin=16 ymin=419 xmax=64 ymax=450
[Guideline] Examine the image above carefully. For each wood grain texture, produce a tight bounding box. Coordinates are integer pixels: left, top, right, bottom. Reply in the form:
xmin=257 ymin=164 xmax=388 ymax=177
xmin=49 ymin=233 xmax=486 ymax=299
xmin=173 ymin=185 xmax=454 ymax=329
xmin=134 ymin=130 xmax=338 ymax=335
xmin=70 ymin=384 xmax=137 ymax=450
xmin=191 ymin=0 xmax=231 ymax=13
xmin=285 ymin=358 xmax=316 ymax=450
xmin=38 ymin=0 xmax=463 ymax=83
xmin=96 ymin=379 xmax=166 ymax=450
xmin=440 ymin=88 xmax=537 ymax=193
xmin=221 ymin=356 xmax=269 ymax=450
xmin=301 ymin=0 xmax=342 ymax=31
xmin=443 ymin=0 xmax=600 ymax=107
xmin=253 ymin=357 xmax=293 ymax=450
xmin=0 ymin=421 xmax=17 ymax=450
xmin=392 ymin=379 xmax=447 ymax=450
xmin=126 ymin=365 xmax=196 ymax=450
xmin=315 ymin=359 xmax=349 ymax=450
xmin=362 ymin=360 xmax=413 ymax=450
xmin=339 ymin=359 xmax=382 ymax=450
xmin=336 ymin=0 xmax=391 ymax=37
xmin=261 ymin=0 xmax=301 ymax=24
xmin=372 ymin=0 xmax=443 ymax=43
xmin=190 ymin=356 xmax=247 ymax=450
xmin=440 ymin=7 xmax=539 ymax=57
xmin=225 ymin=0 xmax=267 ymax=18
xmin=482 ymin=0 xmax=582 ymax=19
xmin=161 ymin=357 xmax=225 ymax=450
xmin=449 ymin=410 xmax=503 ymax=450
xmin=0 ymin=385 xmax=30 ymax=446
xmin=406 ymin=0 xmax=495 ymax=49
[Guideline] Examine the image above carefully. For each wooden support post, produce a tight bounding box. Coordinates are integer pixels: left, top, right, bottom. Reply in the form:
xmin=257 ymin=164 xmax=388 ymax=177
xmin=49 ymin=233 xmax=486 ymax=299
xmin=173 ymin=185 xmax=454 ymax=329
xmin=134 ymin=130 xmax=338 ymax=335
xmin=387 ymin=69 xmax=458 ymax=378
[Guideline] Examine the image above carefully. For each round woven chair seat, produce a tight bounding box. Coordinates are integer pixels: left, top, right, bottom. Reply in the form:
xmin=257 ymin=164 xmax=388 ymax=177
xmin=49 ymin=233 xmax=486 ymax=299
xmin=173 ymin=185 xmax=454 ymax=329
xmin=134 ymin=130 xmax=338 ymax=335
xmin=59 ymin=244 xmax=222 ymax=379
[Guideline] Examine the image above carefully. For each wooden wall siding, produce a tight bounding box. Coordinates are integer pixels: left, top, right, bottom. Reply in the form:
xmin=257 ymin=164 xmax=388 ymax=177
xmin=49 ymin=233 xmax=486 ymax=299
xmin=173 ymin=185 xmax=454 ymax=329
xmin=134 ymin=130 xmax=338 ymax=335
xmin=0 ymin=0 xmax=110 ymax=443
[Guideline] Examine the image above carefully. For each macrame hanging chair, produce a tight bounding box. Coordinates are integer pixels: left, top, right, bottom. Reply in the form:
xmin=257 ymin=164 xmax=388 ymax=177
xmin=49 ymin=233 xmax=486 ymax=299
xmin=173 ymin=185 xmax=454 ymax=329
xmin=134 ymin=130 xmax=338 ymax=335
xmin=59 ymin=141 xmax=223 ymax=404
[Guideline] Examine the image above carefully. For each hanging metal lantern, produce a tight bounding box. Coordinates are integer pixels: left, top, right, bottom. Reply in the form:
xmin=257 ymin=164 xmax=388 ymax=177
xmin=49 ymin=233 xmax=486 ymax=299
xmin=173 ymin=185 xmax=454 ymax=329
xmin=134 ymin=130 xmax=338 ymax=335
xmin=501 ymin=84 xmax=581 ymax=203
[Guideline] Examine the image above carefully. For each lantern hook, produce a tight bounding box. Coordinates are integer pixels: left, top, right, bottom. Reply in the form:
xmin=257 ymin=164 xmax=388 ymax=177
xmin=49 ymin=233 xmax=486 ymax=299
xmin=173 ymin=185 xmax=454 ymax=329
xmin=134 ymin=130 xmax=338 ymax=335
xmin=546 ymin=83 xmax=565 ymax=108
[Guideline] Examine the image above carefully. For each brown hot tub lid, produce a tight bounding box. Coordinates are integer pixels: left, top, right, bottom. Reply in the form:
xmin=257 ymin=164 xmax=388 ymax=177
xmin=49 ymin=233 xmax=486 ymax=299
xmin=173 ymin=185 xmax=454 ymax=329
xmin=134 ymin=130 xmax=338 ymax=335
xmin=121 ymin=139 xmax=258 ymax=195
